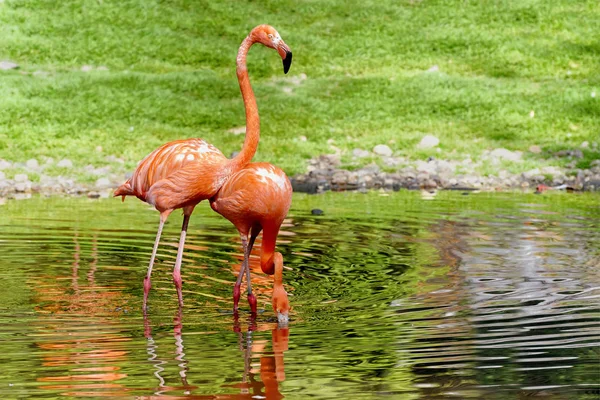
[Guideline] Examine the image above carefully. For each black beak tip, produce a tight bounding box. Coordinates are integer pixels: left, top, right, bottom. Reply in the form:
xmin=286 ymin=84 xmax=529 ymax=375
xmin=283 ymin=51 xmax=292 ymax=74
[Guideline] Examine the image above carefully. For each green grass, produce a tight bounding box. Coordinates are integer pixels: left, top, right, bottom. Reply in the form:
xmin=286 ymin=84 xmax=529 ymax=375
xmin=0 ymin=0 xmax=599 ymax=180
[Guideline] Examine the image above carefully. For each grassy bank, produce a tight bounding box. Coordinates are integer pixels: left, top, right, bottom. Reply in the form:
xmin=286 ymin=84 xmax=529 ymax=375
xmin=0 ymin=0 xmax=598 ymax=183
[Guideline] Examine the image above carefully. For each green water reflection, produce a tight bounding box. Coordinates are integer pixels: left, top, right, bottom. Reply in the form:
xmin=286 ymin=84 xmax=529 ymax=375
xmin=0 ymin=191 xmax=598 ymax=399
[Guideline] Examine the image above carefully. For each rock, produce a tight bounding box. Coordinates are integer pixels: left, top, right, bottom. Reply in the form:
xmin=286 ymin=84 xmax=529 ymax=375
xmin=581 ymin=141 xmax=589 ymax=148
xmin=540 ymin=166 xmax=563 ymax=177
xmin=0 ymin=61 xmax=19 ymax=70
xmin=382 ymin=156 xmax=402 ymax=167
xmin=81 ymin=65 xmax=94 ymax=72
xmin=228 ymin=126 xmax=246 ymax=135
xmin=426 ymin=65 xmax=439 ymax=73
xmin=57 ymin=158 xmax=73 ymax=168
xmin=555 ymin=149 xmax=583 ymax=159
xmin=14 ymin=173 xmax=28 ymax=182
xmin=14 ymin=182 xmax=31 ymax=193
xmin=583 ymin=180 xmax=600 ymax=192
xmin=311 ymin=209 xmax=324 ymax=216
xmin=373 ymin=144 xmax=393 ymax=157
xmin=0 ymin=171 xmax=4 ymax=180
xmin=95 ymin=177 xmax=112 ymax=189
xmin=298 ymin=135 xmax=307 ymax=142
xmin=529 ymin=145 xmax=542 ymax=154
xmin=352 ymin=148 xmax=370 ymax=158
xmin=415 ymin=160 xmax=436 ymax=174
xmin=0 ymin=159 xmax=10 ymax=170
xmin=417 ymin=135 xmax=440 ymax=149
xmin=26 ymin=158 xmax=39 ymax=170
xmin=489 ymin=148 xmax=522 ymax=162
xmin=87 ymin=191 xmax=101 ymax=199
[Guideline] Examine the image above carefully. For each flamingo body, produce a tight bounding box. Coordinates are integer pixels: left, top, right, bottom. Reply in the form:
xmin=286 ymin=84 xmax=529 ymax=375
xmin=115 ymin=139 xmax=228 ymax=212
xmin=211 ymin=163 xmax=292 ymax=239
xmin=210 ymin=162 xmax=292 ymax=320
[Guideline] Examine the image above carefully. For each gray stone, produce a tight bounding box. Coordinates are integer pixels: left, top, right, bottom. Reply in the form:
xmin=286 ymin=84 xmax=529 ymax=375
xmin=373 ymin=144 xmax=393 ymax=157
xmin=26 ymin=158 xmax=39 ymax=170
xmin=0 ymin=171 xmax=4 ymax=180
xmin=87 ymin=191 xmax=101 ymax=199
xmin=426 ymin=65 xmax=439 ymax=73
xmin=14 ymin=182 xmax=31 ymax=192
xmin=417 ymin=135 xmax=440 ymax=149
xmin=0 ymin=61 xmax=18 ymax=70
xmin=490 ymin=148 xmax=522 ymax=162
xmin=14 ymin=173 xmax=28 ymax=182
xmin=529 ymin=145 xmax=542 ymax=154
xmin=0 ymin=159 xmax=11 ymax=170
xmin=81 ymin=65 xmax=94 ymax=72
xmin=57 ymin=159 xmax=73 ymax=168
xmin=352 ymin=148 xmax=370 ymax=158
xmin=228 ymin=126 xmax=246 ymax=135
xmin=95 ymin=177 xmax=112 ymax=189
xmin=415 ymin=160 xmax=436 ymax=174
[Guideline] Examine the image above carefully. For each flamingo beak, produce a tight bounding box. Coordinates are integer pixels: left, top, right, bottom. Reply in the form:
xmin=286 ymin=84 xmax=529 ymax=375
xmin=278 ymin=42 xmax=292 ymax=74
xmin=282 ymin=50 xmax=292 ymax=74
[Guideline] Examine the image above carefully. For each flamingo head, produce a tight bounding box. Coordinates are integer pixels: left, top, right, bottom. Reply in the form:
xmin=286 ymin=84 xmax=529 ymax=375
xmin=272 ymin=252 xmax=290 ymax=325
xmin=251 ymin=25 xmax=293 ymax=74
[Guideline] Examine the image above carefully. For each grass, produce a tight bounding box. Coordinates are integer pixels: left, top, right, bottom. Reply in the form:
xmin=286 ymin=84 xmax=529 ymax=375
xmin=0 ymin=0 xmax=599 ymax=181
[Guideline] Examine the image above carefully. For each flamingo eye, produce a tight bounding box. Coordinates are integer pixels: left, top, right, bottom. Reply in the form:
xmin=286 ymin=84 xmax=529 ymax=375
xmin=268 ymin=34 xmax=274 ymax=39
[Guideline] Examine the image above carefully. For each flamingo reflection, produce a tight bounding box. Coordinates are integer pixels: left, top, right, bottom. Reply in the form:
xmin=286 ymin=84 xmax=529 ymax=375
xmin=34 ymin=232 xmax=133 ymax=397
xmin=143 ymin=310 xmax=289 ymax=399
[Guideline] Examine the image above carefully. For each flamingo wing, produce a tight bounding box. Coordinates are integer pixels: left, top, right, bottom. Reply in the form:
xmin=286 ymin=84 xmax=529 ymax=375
xmin=129 ymin=139 xmax=226 ymax=199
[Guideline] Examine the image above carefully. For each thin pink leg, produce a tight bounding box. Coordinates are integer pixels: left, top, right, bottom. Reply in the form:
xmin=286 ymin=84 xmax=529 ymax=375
xmin=173 ymin=211 xmax=192 ymax=308
xmin=233 ymin=234 xmax=249 ymax=314
xmin=245 ymin=233 xmax=258 ymax=315
xmin=144 ymin=213 xmax=168 ymax=310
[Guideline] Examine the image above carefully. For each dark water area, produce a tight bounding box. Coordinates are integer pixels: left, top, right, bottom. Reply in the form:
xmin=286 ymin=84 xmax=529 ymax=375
xmin=0 ymin=191 xmax=598 ymax=399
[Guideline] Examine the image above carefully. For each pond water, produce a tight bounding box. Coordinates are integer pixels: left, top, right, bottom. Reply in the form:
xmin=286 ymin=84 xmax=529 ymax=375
xmin=0 ymin=191 xmax=598 ymax=399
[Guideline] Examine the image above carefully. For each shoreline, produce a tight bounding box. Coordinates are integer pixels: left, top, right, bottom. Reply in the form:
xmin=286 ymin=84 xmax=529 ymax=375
xmin=1 ymin=153 xmax=599 ymax=201
xmin=291 ymin=154 xmax=600 ymax=194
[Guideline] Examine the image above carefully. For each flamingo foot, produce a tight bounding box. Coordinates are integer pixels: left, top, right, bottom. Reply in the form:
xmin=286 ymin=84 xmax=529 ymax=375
xmin=233 ymin=284 xmax=241 ymax=313
xmin=173 ymin=271 xmax=183 ymax=307
xmin=248 ymin=293 xmax=257 ymax=315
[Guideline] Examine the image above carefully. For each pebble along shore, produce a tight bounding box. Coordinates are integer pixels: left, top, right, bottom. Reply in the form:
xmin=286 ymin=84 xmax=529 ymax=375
xmin=1 ymin=146 xmax=599 ymax=201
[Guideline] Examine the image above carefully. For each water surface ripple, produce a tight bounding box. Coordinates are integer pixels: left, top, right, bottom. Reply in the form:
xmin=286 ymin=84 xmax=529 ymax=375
xmin=0 ymin=192 xmax=598 ymax=399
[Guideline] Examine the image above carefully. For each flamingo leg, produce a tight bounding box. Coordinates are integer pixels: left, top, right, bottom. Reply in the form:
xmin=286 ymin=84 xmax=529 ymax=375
xmin=144 ymin=212 xmax=169 ymax=311
xmin=233 ymin=234 xmax=249 ymax=314
xmin=173 ymin=210 xmax=192 ymax=308
xmin=245 ymin=232 xmax=259 ymax=314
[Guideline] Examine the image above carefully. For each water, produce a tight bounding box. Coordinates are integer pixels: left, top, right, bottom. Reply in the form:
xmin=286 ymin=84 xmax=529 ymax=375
xmin=0 ymin=191 xmax=598 ymax=399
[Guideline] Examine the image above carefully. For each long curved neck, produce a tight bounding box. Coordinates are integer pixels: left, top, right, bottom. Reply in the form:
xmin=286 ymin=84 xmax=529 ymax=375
xmin=274 ymin=261 xmax=283 ymax=286
xmin=230 ymin=36 xmax=260 ymax=171
xmin=260 ymin=228 xmax=278 ymax=275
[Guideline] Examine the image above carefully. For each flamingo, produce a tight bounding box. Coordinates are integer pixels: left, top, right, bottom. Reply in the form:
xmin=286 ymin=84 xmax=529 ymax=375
xmin=114 ymin=25 xmax=292 ymax=309
xmin=210 ymin=162 xmax=292 ymax=323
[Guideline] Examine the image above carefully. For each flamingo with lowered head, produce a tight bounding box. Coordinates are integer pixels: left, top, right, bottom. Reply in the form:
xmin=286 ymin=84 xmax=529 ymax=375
xmin=210 ymin=162 xmax=292 ymax=323
xmin=114 ymin=25 xmax=292 ymax=310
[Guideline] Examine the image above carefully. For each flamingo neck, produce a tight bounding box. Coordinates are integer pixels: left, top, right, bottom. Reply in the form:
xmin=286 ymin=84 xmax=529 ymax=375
xmin=273 ymin=259 xmax=283 ymax=286
xmin=260 ymin=229 xmax=277 ymax=275
xmin=230 ymin=36 xmax=259 ymax=172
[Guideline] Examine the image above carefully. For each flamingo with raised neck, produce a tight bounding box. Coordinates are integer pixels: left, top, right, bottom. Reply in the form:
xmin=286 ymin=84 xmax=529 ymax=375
xmin=114 ymin=25 xmax=292 ymax=310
